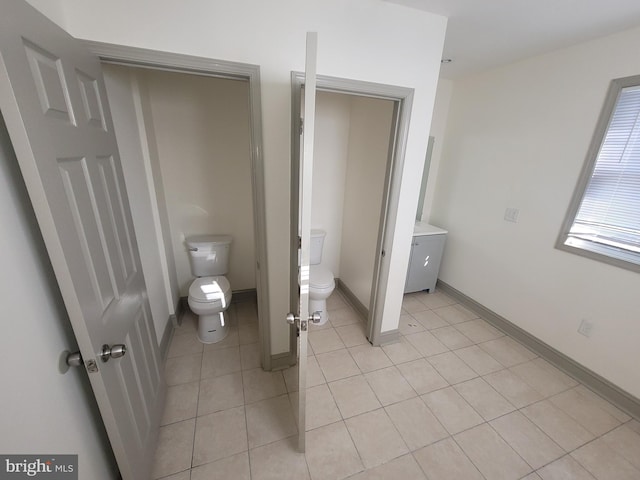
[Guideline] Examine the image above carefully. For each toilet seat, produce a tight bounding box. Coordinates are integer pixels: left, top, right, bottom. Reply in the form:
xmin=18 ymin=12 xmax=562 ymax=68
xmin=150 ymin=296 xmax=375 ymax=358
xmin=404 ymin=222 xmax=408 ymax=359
xmin=189 ymin=276 xmax=231 ymax=308
xmin=310 ymin=265 xmax=334 ymax=289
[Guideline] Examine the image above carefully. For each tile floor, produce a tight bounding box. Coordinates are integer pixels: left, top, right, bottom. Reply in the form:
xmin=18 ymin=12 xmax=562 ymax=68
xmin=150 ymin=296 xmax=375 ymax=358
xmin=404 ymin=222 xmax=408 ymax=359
xmin=153 ymin=291 xmax=640 ymax=480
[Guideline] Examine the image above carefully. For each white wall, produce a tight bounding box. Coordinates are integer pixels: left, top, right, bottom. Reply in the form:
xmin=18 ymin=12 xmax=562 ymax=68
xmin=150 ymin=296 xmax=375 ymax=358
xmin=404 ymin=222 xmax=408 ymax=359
xmin=0 ymin=116 xmax=118 ymax=477
xmin=340 ymin=96 xmax=395 ymax=307
xmin=139 ymin=70 xmax=255 ymax=296
xmin=37 ymin=0 xmax=446 ymax=353
xmin=431 ymin=26 xmax=640 ymax=398
xmin=312 ymin=91 xmax=351 ymax=276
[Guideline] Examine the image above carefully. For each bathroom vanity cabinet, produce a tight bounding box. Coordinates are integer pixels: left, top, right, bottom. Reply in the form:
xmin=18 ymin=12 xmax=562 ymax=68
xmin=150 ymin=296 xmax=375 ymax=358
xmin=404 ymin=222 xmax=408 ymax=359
xmin=404 ymin=222 xmax=447 ymax=294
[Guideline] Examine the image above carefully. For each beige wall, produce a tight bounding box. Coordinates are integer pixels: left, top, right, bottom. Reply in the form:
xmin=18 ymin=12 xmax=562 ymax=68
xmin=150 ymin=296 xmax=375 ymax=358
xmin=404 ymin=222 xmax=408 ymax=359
xmin=311 ymin=91 xmax=351 ymax=276
xmin=431 ymin=26 xmax=640 ymax=398
xmin=340 ymin=96 xmax=395 ymax=307
xmin=138 ymin=70 xmax=256 ymax=296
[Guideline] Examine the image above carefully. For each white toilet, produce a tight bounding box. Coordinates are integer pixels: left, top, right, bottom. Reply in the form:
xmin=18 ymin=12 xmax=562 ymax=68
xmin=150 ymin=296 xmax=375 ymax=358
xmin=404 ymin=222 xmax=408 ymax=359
xmin=186 ymin=235 xmax=233 ymax=344
xmin=309 ymin=229 xmax=335 ymax=325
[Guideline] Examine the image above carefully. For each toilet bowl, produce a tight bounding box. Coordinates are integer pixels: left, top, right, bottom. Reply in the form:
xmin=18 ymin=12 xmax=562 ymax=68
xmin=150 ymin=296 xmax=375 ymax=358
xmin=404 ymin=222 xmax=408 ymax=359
xmin=309 ymin=265 xmax=335 ymax=325
xmin=308 ymin=230 xmax=335 ymax=325
xmin=185 ymin=235 xmax=233 ymax=344
xmin=188 ymin=275 xmax=232 ymax=343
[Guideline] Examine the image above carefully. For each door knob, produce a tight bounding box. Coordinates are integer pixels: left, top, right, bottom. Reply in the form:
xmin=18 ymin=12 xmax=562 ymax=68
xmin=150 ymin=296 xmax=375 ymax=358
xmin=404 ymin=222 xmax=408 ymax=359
xmin=286 ymin=313 xmax=299 ymax=325
xmin=99 ymin=344 xmax=127 ymax=362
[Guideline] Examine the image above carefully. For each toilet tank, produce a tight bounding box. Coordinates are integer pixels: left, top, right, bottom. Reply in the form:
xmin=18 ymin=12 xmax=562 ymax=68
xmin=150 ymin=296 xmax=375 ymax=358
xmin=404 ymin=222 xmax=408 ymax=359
xmin=310 ymin=229 xmax=326 ymax=265
xmin=186 ymin=235 xmax=232 ymax=276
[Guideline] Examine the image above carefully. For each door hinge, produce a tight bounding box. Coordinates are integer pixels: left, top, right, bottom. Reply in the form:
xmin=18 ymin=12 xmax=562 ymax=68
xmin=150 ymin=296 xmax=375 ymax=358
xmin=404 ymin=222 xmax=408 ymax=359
xmin=299 ymin=118 xmax=304 ymax=135
xmin=298 ymin=235 xmax=302 ymax=249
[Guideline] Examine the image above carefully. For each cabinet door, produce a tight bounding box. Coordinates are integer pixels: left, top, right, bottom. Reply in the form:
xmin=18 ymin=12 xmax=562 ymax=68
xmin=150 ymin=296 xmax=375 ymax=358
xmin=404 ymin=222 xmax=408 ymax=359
xmin=405 ymin=234 xmax=446 ymax=293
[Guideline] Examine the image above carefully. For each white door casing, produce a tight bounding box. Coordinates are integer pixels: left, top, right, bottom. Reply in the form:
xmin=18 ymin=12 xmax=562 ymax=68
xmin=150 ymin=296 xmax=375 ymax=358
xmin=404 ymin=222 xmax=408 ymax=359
xmin=0 ymin=2 xmax=165 ymax=479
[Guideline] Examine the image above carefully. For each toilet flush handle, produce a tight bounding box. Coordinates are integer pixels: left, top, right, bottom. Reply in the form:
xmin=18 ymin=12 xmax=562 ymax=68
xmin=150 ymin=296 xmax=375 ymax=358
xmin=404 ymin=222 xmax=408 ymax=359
xmin=188 ymin=247 xmax=198 ymax=252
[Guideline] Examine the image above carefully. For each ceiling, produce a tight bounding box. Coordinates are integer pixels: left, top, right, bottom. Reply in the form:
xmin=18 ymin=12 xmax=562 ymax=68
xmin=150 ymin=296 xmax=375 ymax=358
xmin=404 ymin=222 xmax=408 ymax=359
xmin=386 ymin=0 xmax=640 ymax=79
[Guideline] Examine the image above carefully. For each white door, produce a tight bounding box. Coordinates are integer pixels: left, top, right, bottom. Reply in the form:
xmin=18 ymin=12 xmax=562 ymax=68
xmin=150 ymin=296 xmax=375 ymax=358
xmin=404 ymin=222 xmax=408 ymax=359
xmin=288 ymin=32 xmax=318 ymax=453
xmin=0 ymin=2 xmax=165 ymax=479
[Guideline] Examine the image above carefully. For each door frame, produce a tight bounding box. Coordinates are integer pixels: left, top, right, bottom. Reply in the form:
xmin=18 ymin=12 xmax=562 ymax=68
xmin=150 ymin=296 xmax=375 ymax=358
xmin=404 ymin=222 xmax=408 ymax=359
xmin=290 ymin=73 xmax=414 ymax=349
xmin=84 ymin=41 xmax=273 ymax=368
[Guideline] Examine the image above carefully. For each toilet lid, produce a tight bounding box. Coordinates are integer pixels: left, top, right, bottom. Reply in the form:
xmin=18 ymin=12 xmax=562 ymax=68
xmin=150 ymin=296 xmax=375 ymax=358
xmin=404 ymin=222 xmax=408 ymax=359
xmin=310 ymin=265 xmax=334 ymax=289
xmin=189 ymin=276 xmax=231 ymax=302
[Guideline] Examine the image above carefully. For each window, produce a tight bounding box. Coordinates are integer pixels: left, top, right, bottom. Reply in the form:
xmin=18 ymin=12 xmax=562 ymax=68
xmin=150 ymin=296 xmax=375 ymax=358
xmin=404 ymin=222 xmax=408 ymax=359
xmin=557 ymin=75 xmax=640 ymax=272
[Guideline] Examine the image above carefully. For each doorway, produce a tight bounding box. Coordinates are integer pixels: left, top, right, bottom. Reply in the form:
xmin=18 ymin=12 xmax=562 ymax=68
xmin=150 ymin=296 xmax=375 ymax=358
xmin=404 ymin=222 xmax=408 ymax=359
xmin=86 ymin=42 xmax=273 ymax=369
xmin=290 ymin=73 xmax=414 ymax=350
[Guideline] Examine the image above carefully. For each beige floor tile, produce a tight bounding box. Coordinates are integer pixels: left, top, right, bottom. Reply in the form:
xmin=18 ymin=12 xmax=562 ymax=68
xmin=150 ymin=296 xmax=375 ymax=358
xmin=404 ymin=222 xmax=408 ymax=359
xmin=413 ymin=438 xmax=484 ymax=480
xmin=417 ymin=291 xmax=457 ymax=308
xmin=455 ymin=423 xmax=532 ymax=480
xmin=411 ymin=309 xmax=449 ymax=330
xmin=152 ymin=418 xmax=195 ymax=479
xmin=522 ymin=473 xmax=543 ymax=480
xmin=572 ymin=385 xmax=630 ymax=422
xmin=309 ymin=328 xmax=346 ymax=354
xmin=532 ymin=358 xmax=579 ymax=388
xmin=159 ymin=471 xmax=191 ymax=480
xmin=329 ymin=375 xmax=381 ymax=418
xmin=290 ymin=384 xmax=342 ymax=431
xmin=521 ymin=400 xmax=594 ymax=451
xmin=455 ymin=345 xmax=504 ymax=375
xmin=192 ymin=406 xmax=247 ymax=466
xmin=454 ymin=318 xmax=503 ymax=343
xmin=479 ymin=337 xmax=537 ymax=367
xmin=235 ymin=301 xmax=258 ymax=323
xmin=404 ymin=331 xmax=449 ymax=357
xmin=427 ymin=351 xmax=478 ymax=384
xmin=190 ymin=452 xmax=250 ymax=480
xmin=398 ymin=314 xmax=426 ymax=335
xmin=239 ymin=323 xmax=259 ymax=345
xmin=174 ymin=311 xmax=198 ymax=336
xmin=490 ymin=411 xmax=564 ymax=469
xmin=201 ymin=346 xmax=241 ymax=379
xmin=549 ymin=388 xmax=622 ymax=436
xmin=168 ymin=332 xmax=204 ymax=358
xmin=347 ymin=454 xmax=426 ymax=480
xmin=198 ymin=372 xmax=244 ymax=416
xmin=397 ymin=358 xmax=449 ymax=395
xmin=202 ymin=326 xmax=240 ymax=351
xmin=455 ymin=377 xmax=515 ymax=420
xmin=537 ymin=455 xmax=597 ymax=480
xmin=242 ymin=367 xmax=286 ymax=404
xmin=385 ymin=397 xmax=448 ymax=451
xmin=348 ymin=345 xmax=392 ymax=373
xmin=327 ymin=291 xmax=348 ymax=311
xmin=283 ymin=356 xmax=326 ymax=392
xmin=345 ymin=409 xmax=409 ymax=468
xmin=510 ymin=360 xmax=573 ymax=398
xmin=161 ymin=381 xmax=199 ymax=425
xmin=571 ymin=438 xmax=640 ymax=480
xmin=240 ymin=343 xmax=261 ymax=370
xmin=335 ymin=323 xmax=368 ymax=347
xmin=421 ymin=386 xmax=484 ymax=435
xmin=165 ymin=353 xmax=202 ymax=386
xmin=483 ymin=369 xmax=543 ymax=408
xmin=432 ymin=304 xmax=478 ymax=324
xmin=249 ymin=436 xmax=310 ymax=480
xmin=402 ymin=295 xmax=430 ymax=314
xmin=365 ymin=366 xmax=417 ymax=406
xmin=602 ymin=424 xmax=640 ymax=470
xmin=431 ymin=326 xmax=474 ymax=350
xmin=305 ymin=421 xmax=364 ymax=480
xmin=381 ymin=337 xmax=422 ymax=365
xmin=329 ymin=307 xmax=363 ymax=327
xmin=316 ymin=349 xmax=361 ymax=382
xmin=245 ymin=394 xmax=297 ymax=448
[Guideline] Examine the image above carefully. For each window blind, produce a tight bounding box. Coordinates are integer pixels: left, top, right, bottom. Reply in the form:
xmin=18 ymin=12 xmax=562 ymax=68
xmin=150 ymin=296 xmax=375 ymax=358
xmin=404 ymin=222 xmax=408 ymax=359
xmin=567 ymin=85 xmax=640 ymax=259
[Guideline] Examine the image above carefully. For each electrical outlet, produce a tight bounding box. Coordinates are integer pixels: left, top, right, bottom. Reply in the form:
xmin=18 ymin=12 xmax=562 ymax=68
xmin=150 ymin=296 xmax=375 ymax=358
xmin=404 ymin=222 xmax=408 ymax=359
xmin=578 ymin=319 xmax=594 ymax=338
xmin=504 ymin=207 xmax=520 ymax=223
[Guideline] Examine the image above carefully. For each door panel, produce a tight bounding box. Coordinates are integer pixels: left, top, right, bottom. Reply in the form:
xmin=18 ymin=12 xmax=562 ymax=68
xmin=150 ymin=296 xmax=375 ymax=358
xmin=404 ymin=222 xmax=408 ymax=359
xmin=0 ymin=2 xmax=165 ymax=478
xmin=291 ymin=32 xmax=318 ymax=452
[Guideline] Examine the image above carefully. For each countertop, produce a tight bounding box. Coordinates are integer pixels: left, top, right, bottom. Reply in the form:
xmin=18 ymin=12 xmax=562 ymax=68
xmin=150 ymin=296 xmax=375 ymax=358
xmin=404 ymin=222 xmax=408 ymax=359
xmin=413 ymin=221 xmax=448 ymax=237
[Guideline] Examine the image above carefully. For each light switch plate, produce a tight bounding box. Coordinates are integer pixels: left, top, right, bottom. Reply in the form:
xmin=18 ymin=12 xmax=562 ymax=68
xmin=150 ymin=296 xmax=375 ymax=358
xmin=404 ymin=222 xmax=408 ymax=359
xmin=504 ymin=207 xmax=519 ymax=223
